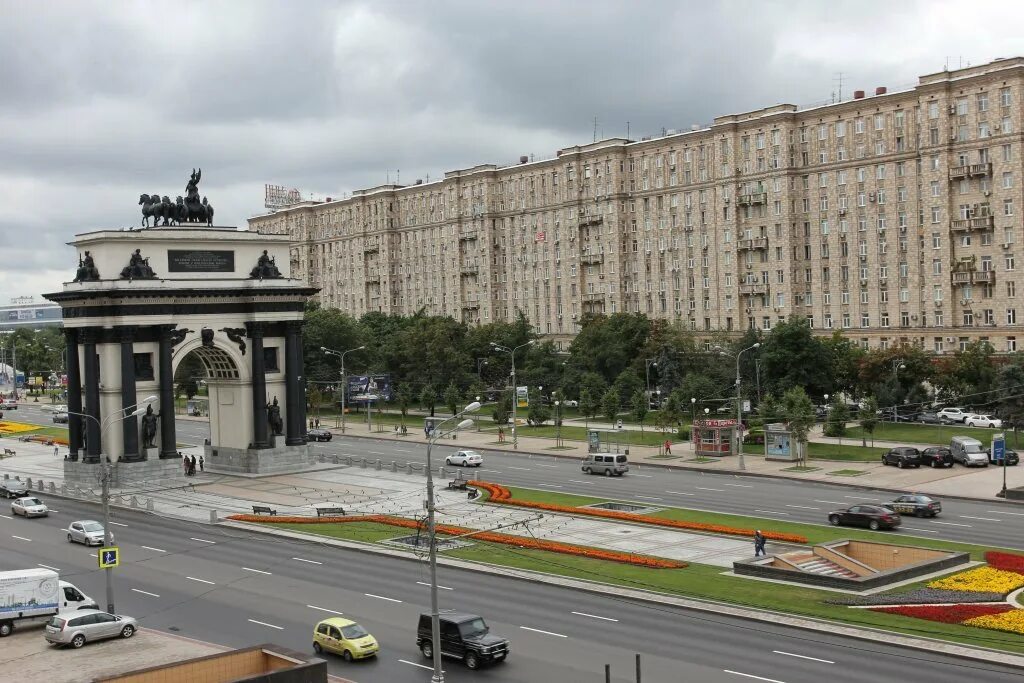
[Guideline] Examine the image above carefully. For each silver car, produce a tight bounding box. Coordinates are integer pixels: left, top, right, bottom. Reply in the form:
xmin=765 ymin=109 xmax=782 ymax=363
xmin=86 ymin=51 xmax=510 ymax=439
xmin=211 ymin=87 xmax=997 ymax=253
xmin=12 ymin=496 xmax=48 ymax=517
xmin=45 ymin=609 xmax=137 ymax=648
xmin=67 ymin=520 xmax=112 ymax=546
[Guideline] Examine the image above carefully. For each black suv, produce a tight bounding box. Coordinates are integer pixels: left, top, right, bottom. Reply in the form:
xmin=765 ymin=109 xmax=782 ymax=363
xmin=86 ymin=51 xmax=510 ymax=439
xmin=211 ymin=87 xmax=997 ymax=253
xmin=417 ymin=612 xmax=509 ymax=670
xmin=920 ymin=447 xmax=954 ymax=468
xmin=882 ymin=447 xmax=921 ymax=468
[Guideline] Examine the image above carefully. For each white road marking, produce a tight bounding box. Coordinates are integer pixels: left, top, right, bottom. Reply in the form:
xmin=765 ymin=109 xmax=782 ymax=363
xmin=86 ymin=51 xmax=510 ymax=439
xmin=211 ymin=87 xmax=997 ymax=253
xmin=931 ymin=520 xmax=972 ymax=527
xmin=536 ymin=484 xmax=564 ymax=488
xmin=631 ymin=474 xmax=653 ymax=478
xmin=248 ymin=618 xmax=284 ymax=630
xmin=190 ymin=537 xmax=216 ymax=544
xmin=11 ymin=535 xmax=31 ymax=541
xmin=844 ymin=495 xmax=878 ymax=501
xmin=417 ymin=581 xmax=452 ymax=590
xmin=89 ymin=553 xmax=97 ymax=558
xmin=813 ymin=500 xmax=846 ymax=505
xmin=109 ymin=521 xmax=128 ymax=527
xmin=479 ymin=469 xmax=503 ymax=474
xmin=568 ymin=479 xmax=594 ymax=484
xmin=520 ymin=626 xmax=567 ymax=638
xmin=785 ymin=505 xmax=820 ymax=510
xmin=902 ymin=527 xmax=939 ymax=533
xmin=534 ymin=464 xmax=558 ymax=468
xmin=48 ymin=510 xmax=59 ymax=513
xmin=243 ymin=567 xmax=273 ymax=575
xmin=131 ymin=588 xmax=160 ymax=598
xmin=635 ymin=495 xmax=662 ymax=500
xmin=991 ymin=510 xmax=1024 ymax=516
xmin=695 ymin=487 xmax=724 ymax=492
xmin=508 ymin=466 xmax=531 ymax=471
xmin=755 ymin=510 xmax=790 ymax=516
xmin=724 ymin=671 xmax=786 ymax=683
xmin=723 ymin=483 xmax=753 ymax=488
xmin=772 ymin=650 xmax=834 ymax=664
xmin=960 ymin=515 xmax=1001 ymax=522
xmin=37 ymin=563 xmax=60 ymax=571
xmin=365 ymin=593 xmax=402 ymax=603
xmin=665 ymin=490 xmax=695 ymax=496
xmin=292 ymin=557 xmax=323 ymax=565
xmin=186 ymin=576 xmax=216 ymax=585
xmin=307 ymin=604 xmax=344 ymax=615
xmin=0 ymin=514 xmax=12 ymax=519
xmin=141 ymin=546 xmax=166 ymax=553
xmin=399 ymin=659 xmax=435 ymax=671
xmin=571 ymin=611 xmax=618 ymax=622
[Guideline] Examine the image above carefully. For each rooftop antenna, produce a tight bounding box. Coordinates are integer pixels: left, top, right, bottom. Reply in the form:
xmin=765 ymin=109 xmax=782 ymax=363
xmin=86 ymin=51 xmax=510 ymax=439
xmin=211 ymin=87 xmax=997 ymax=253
xmin=833 ymin=72 xmax=845 ymax=102
xmin=626 ymin=121 xmax=630 ymax=139
xmin=386 ymin=170 xmax=390 ymax=184
xmin=593 ymin=116 xmax=598 ymax=143
xmin=397 ymin=169 xmax=400 ymax=184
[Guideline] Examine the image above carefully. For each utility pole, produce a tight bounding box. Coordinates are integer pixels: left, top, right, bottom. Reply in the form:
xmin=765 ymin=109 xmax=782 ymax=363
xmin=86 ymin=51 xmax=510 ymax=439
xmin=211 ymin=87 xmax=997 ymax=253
xmin=321 ymin=345 xmax=364 ymax=433
xmin=101 ymin=457 xmax=114 ymax=612
xmin=490 ymin=340 xmax=535 ymax=450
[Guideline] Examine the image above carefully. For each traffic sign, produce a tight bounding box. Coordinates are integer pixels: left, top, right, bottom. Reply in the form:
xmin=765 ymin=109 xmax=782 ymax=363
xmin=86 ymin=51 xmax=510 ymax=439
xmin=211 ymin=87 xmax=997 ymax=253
xmin=98 ymin=546 xmax=120 ymax=569
xmin=993 ymin=434 xmax=1006 ymax=463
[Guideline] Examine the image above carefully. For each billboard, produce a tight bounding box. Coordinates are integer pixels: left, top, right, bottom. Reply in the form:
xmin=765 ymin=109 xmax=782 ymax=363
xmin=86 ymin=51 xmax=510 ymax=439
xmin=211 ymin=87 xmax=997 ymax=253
xmin=346 ymin=374 xmax=393 ymax=404
xmin=516 ymin=385 xmax=529 ymax=409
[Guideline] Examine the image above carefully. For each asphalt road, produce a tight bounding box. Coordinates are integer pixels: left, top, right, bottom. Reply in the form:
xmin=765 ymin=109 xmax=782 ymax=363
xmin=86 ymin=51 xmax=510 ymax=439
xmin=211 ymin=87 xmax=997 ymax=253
xmin=3 ymin=497 xmax=1023 ymax=683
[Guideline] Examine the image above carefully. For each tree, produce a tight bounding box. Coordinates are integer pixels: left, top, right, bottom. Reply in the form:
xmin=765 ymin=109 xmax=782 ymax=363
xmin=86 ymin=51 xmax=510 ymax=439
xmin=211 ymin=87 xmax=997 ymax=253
xmin=858 ymin=397 xmax=879 ymax=447
xmin=579 ymin=373 xmax=607 ymax=421
xmin=823 ymin=396 xmax=850 ymax=438
xmin=780 ymin=387 xmax=816 ymax=464
xmin=602 ymin=388 xmax=620 ymax=427
xmin=491 ymin=396 xmax=510 ymax=425
xmin=759 ymin=317 xmax=833 ymax=400
xmin=676 ymin=373 xmax=720 ymax=415
xmin=419 ymin=383 xmax=437 ymax=417
xmin=443 ymin=381 xmax=461 ymax=416
xmin=396 ymin=385 xmax=412 ymax=427
xmin=612 ymin=369 xmax=643 ymax=404
xmin=527 ymin=390 xmax=551 ymax=426
xmin=631 ymin=389 xmax=649 ymax=433
xmin=578 ymin=387 xmax=597 ymax=429
xmin=995 ymin=355 xmax=1024 ymax=446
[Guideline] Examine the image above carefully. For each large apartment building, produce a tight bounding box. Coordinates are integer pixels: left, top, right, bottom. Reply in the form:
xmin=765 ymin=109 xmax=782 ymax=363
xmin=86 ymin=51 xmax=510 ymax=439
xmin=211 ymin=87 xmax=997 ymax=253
xmin=249 ymin=58 xmax=1024 ymax=353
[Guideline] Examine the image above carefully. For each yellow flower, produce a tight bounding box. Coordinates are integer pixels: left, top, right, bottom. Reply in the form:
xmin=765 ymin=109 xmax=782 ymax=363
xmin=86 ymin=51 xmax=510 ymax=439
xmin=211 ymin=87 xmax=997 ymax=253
xmin=965 ymin=610 xmax=1024 ymax=634
xmin=928 ymin=566 xmax=1024 ymax=594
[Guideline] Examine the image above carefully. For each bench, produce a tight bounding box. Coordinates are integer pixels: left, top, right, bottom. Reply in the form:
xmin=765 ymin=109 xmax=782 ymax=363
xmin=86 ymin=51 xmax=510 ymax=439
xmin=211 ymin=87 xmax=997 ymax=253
xmin=316 ymin=506 xmax=346 ymax=517
xmin=251 ymin=505 xmax=277 ymax=516
xmin=447 ymin=479 xmax=469 ymax=491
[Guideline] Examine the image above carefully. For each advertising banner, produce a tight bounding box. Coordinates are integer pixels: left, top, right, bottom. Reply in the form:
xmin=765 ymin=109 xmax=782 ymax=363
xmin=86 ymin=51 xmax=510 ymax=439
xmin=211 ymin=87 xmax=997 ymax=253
xmin=346 ymin=374 xmax=393 ymax=404
xmin=993 ymin=433 xmax=1006 ymax=463
xmin=516 ymin=385 xmax=529 ymax=408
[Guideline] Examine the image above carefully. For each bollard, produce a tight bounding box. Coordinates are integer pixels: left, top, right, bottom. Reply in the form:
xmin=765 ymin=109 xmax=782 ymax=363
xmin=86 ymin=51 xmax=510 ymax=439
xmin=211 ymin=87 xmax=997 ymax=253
xmin=359 ymin=457 xmax=366 ymax=469
xmin=406 ymin=463 xmax=413 ymax=475
xmin=146 ymin=499 xmax=155 ymax=512
xmin=209 ymin=509 xmax=219 ymax=524
xmin=375 ymin=459 xmax=382 ymax=471
xmin=318 ymin=453 xmax=326 ymax=463
xmin=332 ymin=455 xmax=340 ymax=465
xmin=26 ymin=478 xmax=32 ymax=489
xmin=60 ymin=484 xmax=67 ymax=496
xmin=48 ymin=481 xmax=55 ymax=493
xmin=130 ymin=496 xmax=138 ymax=508
xmin=391 ymin=461 xmax=397 ymax=472
xmin=438 ymin=467 xmax=446 ymax=480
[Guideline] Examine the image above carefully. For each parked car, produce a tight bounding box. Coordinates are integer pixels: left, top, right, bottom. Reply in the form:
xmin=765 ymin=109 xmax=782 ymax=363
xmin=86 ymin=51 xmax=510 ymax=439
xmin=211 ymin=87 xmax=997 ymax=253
xmin=950 ymin=436 xmax=988 ymax=467
xmin=828 ymin=505 xmax=902 ymax=530
xmin=581 ymin=453 xmax=629 ymax=476
xmin=920 ymin=446 xmax=955 ymax=468
xmin=988 ymin=447 xmax=1020 ymax=466
xmin=0 ymin=480 xmax=29 ymax=499
xmin=307 ymin=428 xmax=332 ymax=442
xmin=881 ymin=447 xmax=921 ymax=468
xmin=66 ymin=521 xmax=112 ymax=547
xmin=446 ymin=450 xmax=483 ymax=467
xmin=52 ymin=413 xmax=69 ymax=424
xmin=889 ymin=494 xmax=942 ymax=517
xmin=918 ymin=412 xmax=952 ymax=425
xmin=11 ymin=496 xmax=48 ymax=517
xmin=44 ymin=609 xmax=136 ymax=648
xmin=937 ymin=407 xmax=969 ymax=423
xmin=965 ymin=414 xmax=1002 ymax=428
xmin=562 ymin=400 xmax=579 ymax=408
xmin=312 ymin=617 xmax=379 ymax=661
xmin=417 ymin=612 xmax=509 ymax=670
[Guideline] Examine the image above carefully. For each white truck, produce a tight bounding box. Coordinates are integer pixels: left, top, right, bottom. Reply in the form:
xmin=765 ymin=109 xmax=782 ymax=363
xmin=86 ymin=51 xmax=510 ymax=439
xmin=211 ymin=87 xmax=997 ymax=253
xmin=0 ymin=568 xmax=96 ymax=636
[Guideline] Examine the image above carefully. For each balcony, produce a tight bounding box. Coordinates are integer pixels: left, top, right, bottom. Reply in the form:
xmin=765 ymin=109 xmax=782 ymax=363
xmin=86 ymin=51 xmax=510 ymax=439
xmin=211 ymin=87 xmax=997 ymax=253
xmin=580 ymin=253 xmax=604 ymax=265
xmin=461 ymin=300 xmax=480 ymax=310
xmin=738 ymin=192 xmax=768 ymax=206
xmin=952 ymin=270 xmax=995 ymax=285
xmin=363 ymin=244 xmax=379 ymax=254
xmin=737 ymin=237 xmax=768 ymax=251
xmin=459 ymin=230 xmax=478 ymax=242
xmin=460 ymin=265 xmax=479 ymax=276
xmin=739 ymin=282 xmax=768 ymax=296
xmin=950 ymin=215 xmax=995 ymax=231
xmin=948 ymin=162 xmax=992 ymax=180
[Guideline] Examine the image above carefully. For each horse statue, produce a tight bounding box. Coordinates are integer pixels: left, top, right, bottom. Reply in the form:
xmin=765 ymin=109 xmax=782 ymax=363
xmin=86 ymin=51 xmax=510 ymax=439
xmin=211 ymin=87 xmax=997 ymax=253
xmin=187 ymin=198 xmax=207 ymax=224
xmin=158 ymin=196 xmax=174 ymax=226
xmin=202 ymin=197 xmax=214 ymax=226
xmin=174 ymin=196 xmax=188 ymax=224
xmin=138 ymin=194 xmax=160 ymax=227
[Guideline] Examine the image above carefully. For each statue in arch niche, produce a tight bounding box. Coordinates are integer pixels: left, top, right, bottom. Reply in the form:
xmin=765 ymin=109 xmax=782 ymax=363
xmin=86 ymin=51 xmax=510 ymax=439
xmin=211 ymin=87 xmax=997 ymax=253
xmin=267 ymin=396 xmax=284 ymax=436
xmin=249 ymin=250 xmax=283 ymax=279
xmin=141 ymin=404 xmax=159 ymax=448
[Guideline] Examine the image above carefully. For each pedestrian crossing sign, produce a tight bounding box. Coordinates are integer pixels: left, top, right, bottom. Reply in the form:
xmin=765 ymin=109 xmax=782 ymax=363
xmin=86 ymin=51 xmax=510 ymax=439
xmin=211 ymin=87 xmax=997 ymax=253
xmin=99 ymin=546 xmax=120 ymax=569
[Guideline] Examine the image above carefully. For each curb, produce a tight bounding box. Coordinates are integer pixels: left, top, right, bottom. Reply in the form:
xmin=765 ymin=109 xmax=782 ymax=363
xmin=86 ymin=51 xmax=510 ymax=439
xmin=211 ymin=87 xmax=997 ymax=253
xmin=219 ymin=518 xmax=1024 ymax=669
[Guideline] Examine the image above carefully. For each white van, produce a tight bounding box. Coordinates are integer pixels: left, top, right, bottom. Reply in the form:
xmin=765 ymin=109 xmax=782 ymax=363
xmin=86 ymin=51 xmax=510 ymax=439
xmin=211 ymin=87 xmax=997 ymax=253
xmin=581 ymin=453 xmax=629 ymax=476
xmin=0 ymin=568 xmax=96 ymax=637
xmin=950 ymin=436 xmax=988 ymax=467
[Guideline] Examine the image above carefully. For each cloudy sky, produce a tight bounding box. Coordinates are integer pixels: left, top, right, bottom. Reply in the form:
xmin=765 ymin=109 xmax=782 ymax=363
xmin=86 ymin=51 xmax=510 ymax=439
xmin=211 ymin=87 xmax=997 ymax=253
xmin=2 ymin=0 xmax=1023 ymax=301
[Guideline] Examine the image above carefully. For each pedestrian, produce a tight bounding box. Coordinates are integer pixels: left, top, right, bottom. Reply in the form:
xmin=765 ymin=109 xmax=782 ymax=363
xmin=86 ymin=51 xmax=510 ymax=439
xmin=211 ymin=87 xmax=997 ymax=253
xmin=664 ymin=440 xmax=672 ymax=455
xmin=309 ymin=418 xmax=314 ymax=429
xmin=315 ymin=418 xmax=320 ymax=428
xmin=182 ymin=453 xmax=188 ymax=475
xmin=754 ymin=530 xmax=766 ymax=557
xmin=199 ymin=455 xmax=205 ymax=472
xmin=189 ymin=454 xmax=197 ymax=476
xmin=54 ymin=445 xmax=59 ymax=457
xmin=498 ymin=427 xmax=504 ymax=443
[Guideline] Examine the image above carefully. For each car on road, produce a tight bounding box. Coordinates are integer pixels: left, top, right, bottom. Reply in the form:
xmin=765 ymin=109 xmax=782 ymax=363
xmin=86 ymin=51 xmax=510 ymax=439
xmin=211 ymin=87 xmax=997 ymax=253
xmin=11 ymin=496 xmax=48 ymax=517
xmin=937 ymin=407 xmax=969 ymax=423
xmin=0 ymin=480 xmax=29 ymax=499
xmin=950 ymin=436 xmax=989 ymax=467
xmin=44 ymin=609 xmax=137 ymax=648
xmin=446 ymin=450 xmax=483 ymax=467
xmin=52 ymin=412 xmax=69 ymax=424
xmin=307 ymin=428 xmax=332 ymax=442
xmin=920 ymin=446 xmax=955 ymax=468
xmin=66 ymin=520 xmax=112 ymax=546
xmin=313 ymin=617 xmax=379 ymax=661
xmin=0 ymin=399 xmax=18 ymax=410
xmin=889 ymin=494 xmax=942 ymax=517
xmin=417 ymin=612 xmax=509 ymax=670
xmin=581 ymin=453 xmax=629 ymax=476
xmin=918 ymin=412 xmax=952 ymax=425
xmin=988 ymin=447 xmax=1020 ymax=466
xmin=828 ymin=504 xmax=902 ymax=530
xmin=965 ymin=414 xmax=1002 ymax=428
xmin=881 ymin=446 xmax=921 ymax=468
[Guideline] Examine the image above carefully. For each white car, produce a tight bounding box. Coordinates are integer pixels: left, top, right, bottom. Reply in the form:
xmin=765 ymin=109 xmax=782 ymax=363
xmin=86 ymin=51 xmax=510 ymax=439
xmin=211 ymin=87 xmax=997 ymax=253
xmin=67 ymin=520 xmax=112 ymax=546
xmin=12 ymin=496 xmax=48 ymax=517
xmin=965 ymin=414 xmax=1002 ymax=428
xmin=446 ymin=450 xmax=483 ymax=467
xmin=937 ymin=408 xmax=968 ymax=423
xmin=563 ymin=400 xmax=579 ymax=408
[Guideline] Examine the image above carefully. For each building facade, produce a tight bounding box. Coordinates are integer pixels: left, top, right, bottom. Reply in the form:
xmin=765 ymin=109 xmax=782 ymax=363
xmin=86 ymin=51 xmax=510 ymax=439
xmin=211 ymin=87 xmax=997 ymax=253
xmin=249 ymin=58 xmax=1024 ymax=353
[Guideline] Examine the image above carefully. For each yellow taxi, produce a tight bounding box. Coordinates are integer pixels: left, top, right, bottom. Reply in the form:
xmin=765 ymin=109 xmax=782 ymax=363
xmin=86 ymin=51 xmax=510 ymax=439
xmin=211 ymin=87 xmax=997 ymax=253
xmin=312 ymin=617 xmax=379 ymax=661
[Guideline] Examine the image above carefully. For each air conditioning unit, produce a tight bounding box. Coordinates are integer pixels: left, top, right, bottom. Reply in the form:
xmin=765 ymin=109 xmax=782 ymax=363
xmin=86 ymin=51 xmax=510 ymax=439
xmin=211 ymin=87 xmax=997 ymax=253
xmin=745 ymin=307 xmax=753 ymax=313
xmin=984 ymin=190 xmax=992 ymax=197
xmin=1003 ymin=243 xmax=1012 ymax=249
xmin=947 ymin=337 xmax=955 ymax=343
xmin=839 ymin=208 xmax=847 ymax=215
xmin=949 ymin=105 xmax=957 ymax=115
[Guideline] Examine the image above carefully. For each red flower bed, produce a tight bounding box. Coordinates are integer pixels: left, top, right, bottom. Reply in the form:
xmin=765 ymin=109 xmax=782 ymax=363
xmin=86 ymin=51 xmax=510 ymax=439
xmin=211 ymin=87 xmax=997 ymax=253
xmin=227 ymin=513 xmax=687 ymax=569
xmin=985 ymin=551 xmax=1024 ymax=574
xmin=870 ymin=603 xmax=1014 ymax=624
xmin=469 ymin=481 xmax=808 ymax=544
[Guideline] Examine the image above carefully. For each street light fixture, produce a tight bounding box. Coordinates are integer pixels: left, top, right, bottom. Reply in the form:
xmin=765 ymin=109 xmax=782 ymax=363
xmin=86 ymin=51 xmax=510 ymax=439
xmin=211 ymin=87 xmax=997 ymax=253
xmin=645 ymin=359 xmax=658 ymax=397
xmin=320 ymin=345 xmax=365 ymax=433
xmin=715 ymin=343 xmax=760 ymax=471
xmin=490 ymin=340 xmax=536 ymax=449
xmin=891 ymin=360 xmax=907 ymax=423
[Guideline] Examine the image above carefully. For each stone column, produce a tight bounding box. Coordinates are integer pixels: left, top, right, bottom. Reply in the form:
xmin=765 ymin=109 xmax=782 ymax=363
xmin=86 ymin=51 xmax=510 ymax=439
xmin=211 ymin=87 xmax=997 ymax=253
xmin=80 ymin=329 xmax=101 ymax=464
xmin=285 ymin=321 xmax=306 ymax=446
xmin=158 ymin=327 xmax=178 ymax=459
xmin=118 ymin=326 xmax=141 ymax=462
xmin=247 ymin=322 xmax=269 ymax=449
xmin=65 ymin=329 xmax=82 ymax=461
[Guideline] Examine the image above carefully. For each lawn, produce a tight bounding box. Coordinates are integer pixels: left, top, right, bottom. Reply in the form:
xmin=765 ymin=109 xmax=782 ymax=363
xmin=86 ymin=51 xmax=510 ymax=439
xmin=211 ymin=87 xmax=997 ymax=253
xmin=479 ymin=423 xmax=674 ymax=447
xmin=805 ymin=441 xmax=887 ymax=460
xmin=845 ymin=422 xmax=1011 ymax=448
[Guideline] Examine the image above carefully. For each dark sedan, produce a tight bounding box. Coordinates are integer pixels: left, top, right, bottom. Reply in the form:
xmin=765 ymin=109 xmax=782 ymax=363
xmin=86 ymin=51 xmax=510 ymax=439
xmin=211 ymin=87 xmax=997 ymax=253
xmin=0 ymin=481 xmax=29 ymax=499
xmin=988 ymin=447 xmax=1020 ymax=466
xmin=307 ymin=428 xmax=332 ymax=442
xmin=920 ymin=446 xmax=955 ymax=468
xmin=918 ymin=412 xmax=952 ymax=425
xmin=828 ymin=505 xmax=902 ymax=530
xmin=889 ymin=494 xmax=942 ymax=517
xmin=882 ymin=447 xmax=921 ymax=468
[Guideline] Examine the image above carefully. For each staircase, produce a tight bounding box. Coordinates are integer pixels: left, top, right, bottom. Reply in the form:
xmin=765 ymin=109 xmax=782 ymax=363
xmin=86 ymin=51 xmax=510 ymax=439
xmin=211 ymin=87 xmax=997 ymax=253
xmin=793 ymin=557 xmax=860 ymax=579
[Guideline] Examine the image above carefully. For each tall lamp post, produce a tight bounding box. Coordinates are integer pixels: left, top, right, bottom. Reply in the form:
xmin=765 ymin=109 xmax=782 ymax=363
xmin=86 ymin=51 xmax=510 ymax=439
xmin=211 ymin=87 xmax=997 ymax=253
xmin=645 ymin=359 xmax=657 ymax=398
xmin=715 ymin=343 xmax=760 ymax=471
xmin=59 ymin=395 xmax=157 ymax=614
xmin=320 ymin=345 xmax=365 ymax=433
xmin=424 ymin=401 xmax=481 ymax=682
xmin=890 ymin=360 xmax=906 ymax=423
xmin=489 ymin=340 xmax=535 ymax=450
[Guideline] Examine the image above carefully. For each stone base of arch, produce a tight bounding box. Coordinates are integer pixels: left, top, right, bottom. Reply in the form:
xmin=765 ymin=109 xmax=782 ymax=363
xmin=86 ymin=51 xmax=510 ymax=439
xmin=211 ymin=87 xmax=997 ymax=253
xmin=204 ymin=442 xmax=315 ymax=475
xmin=64 ymin=454 xmax=187 ymax=487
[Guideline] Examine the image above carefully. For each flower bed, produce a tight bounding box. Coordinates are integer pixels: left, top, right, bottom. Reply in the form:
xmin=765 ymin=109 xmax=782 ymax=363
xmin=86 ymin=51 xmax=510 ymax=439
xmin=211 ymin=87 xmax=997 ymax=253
xmin=870 ymin=603 xmax=1015 ymax=624
xmin=227 ymin=513 xmax=687 ymax=569
xmin=985 ymin=551 xmax=1024 ymax=575
xmin=469 ymin=481 xmax=808 ymax=544
xmin=965 ymin=609 xmax=1024 ymax=634
xmin=927 ymin=566 xmax=1024 ymax=595
xmin=828 ymin=588 xmax=1006 ymax=606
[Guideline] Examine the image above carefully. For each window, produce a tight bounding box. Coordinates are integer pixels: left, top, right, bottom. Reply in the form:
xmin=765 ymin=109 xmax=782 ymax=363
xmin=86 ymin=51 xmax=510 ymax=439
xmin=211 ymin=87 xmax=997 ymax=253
xmin=1004 ymin=144 xmax=1013 ymax=162
xmin=874 ymin=114 xmax=885 ymax=130
xmin=854 ymin=118 xmax=864 ymax=134
xmin=1009 ymin=281 xmax=1017 ymax=298
xmin=932 ymin=233 xmax=941 ymax=249
xmin=1005 ymin=199 xmax=1015 ymax=216
xmin=956 ymin=98 xmax=968 ymax=115
xmin=934 ymin=285 xmax=943 ymax=302
xmin=1009 ymin=337 xmax=1018 ymax=353
xmin=1009 ymin=309 xmax=1018 ymax=325
xmin=933 ymin=259 xmax=942 ymax=275
xmin=928 ymin=102 xmax=939 ymax=119
xmin=930 ymin=181 xmax=940 ymax=197
xmin=978 ymin=93 xmax=989 ymax=112
xmin=1004 ymin=116 xmax=1013 ymax=134
xmin=1007 ymin=254 xmax=1016 ymax=271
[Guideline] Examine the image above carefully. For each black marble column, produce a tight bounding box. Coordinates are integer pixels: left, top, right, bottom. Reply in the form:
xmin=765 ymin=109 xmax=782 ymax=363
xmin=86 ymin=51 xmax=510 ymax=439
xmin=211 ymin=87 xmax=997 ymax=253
xmin=158 ymin=327 xmax=178 ymax=459
xmin=284 ymin=321 xmax=306 ymax=446
xmin=80 ymin=329 xmax=101 ymax=464
xmin=247 ymin=322 xmax=269 ymax=449
xmin=118 ymin=327 xmax=141 ymax=462
xmin=64 ymin=329 xmax=82 ymax=461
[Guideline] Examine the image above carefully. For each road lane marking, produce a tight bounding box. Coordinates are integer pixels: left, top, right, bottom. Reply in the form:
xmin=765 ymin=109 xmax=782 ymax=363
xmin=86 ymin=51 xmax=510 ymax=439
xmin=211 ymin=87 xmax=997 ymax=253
xmin=632 ymin=474 xmax=653 ymax=478
xmin=960 ymin=515 xmax=1001 ymax=522
xmin=568 ymin=479 xmax=594 ymax=484
xmin=724 ymin=671 xmax=786 ymax=683
xmin=755 ymin=510 xmax=790 ymax=515
xmin=141 ymin=546 xmax=166 ymax=553
xmin=307 ymin=605 xmax=344 ymax=615
xmin=520 ymin=626 xmax=567 ymax=638
xmin=695 ymin=487 xmax=724 ymax=492
xmin=508 ymin=466 xmax=531 ymax=471
xmin=89 ymin=553 xmax=97 ymax=558
xmin=365 ymin=593 xmax=402 ymax=603
xmin=844 ymin=495 xmax=878 ymax=501
xmin=37 ymin=563 xmax=60 ymax=571
xmin=536 ymin=484 xmax=564 ymax=488
xmin=248 ymin=618 xmax=284 ymax=630
xmin=930 ymin=520 xmax=972 ymax=527
xmin=0 ymin=514 xmax=12 ymax=519
xmin=243 ymin=567 xmax=273 ymax=575
xmin=785 ymin=505 xmax=820 ymax=510
xmin=635 ymin=495 xmax=662 ymax=500
xmin=292 ymin=557 xmax=323 ymax=565
xmin=991 ymin=510 xmax=1024 ymax=516
xmin=11 ymin=535 xmax=31 ymax=542
xmin=417 ymin=581 xmax=452 ymax=590
xmin=723 ymin=483 xmax=753 ymax=488
xmin=534 ymin=464 xmax=558 ymax=468
xmin=772 ymin=650 xmax=834 ymax=664
xmin=132 ymin=588 xmax=160 ymax=598
xmin=902 ymin=527 xmax=939 ymax=533
xmin=190 ymin=537 xmax=216 ymax=544
xmin=665 ymin=490 xmax=695 ymax=496
xmin=571 ymin=611 xmax=618 ymax=622
xmin=479 ymin=469 xmax=503 ymax=474
xmin=109 ymin=522 xmax=128 ymax=527
xmin=186 ymin=576 xmax=215 ymax=585
xmin=399 ymin=659 xmax=435 ymax=670
xmin=813 ymin=500 xmax=845 ymax=505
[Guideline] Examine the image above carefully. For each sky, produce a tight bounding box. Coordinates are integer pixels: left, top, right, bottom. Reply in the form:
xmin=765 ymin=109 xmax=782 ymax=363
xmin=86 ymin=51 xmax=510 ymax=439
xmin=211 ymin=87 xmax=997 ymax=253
xmin=2 ymin=0 xmax=1023 ymax=302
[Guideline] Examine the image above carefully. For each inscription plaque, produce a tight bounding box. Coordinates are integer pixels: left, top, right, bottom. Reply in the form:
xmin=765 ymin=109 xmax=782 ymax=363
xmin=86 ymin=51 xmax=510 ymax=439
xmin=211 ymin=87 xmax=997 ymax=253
xmin=167 ymin=250 xmax=235 ymax=273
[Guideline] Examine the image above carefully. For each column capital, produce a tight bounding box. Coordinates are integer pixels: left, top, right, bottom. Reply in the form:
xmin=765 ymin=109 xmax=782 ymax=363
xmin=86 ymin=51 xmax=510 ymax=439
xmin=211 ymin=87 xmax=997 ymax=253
xmin=116 ymin=325 xmax=137 ymax=343
xmin=63 ymin=328 xmax=79 ymax=344
xmin=285 ymin=320 xmax=304 ymax=333
xmin=245 ymin=321 xmax=266 ymax=338
xmin=78 ymin=328 xmax=100 ymax=344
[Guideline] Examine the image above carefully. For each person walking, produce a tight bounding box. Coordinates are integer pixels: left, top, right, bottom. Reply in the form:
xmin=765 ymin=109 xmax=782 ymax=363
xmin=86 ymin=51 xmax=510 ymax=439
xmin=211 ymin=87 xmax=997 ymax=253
xmin=189 ymin=454 xmax=197 ymax=477
xmin=315 ymin=418 xmax=320 ymax=428
xmin=182 ymin=453 xmax=189 ymax=475
xmin=664 ymin=440 xmax=672 ymax=455
xmin=199 ymin=455 xmax=205 ymax=472
xmin=754 ymin=530 xmax=767 ymax=557
xmin=309 ymin=418 xmax=314 ymax=429
xmin=54 ymin=445 xmax=59 ymax=457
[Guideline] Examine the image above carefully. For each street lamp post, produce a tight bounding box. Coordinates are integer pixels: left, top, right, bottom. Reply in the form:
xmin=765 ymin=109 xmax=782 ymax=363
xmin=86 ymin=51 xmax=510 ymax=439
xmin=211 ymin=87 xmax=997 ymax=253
xmin=490 ymin=340 xmax=535 ymax=450
xmin=424 ymin=401 xmax=481 ymax=683
xmin=890 ymin=360 xmax=906 ymax=423
xmin=645 ymin=359 xmax=657 ymax=398
xmin=554 ymin=399 xmax=562 ymax=448
xmin=476 ymin=358 xmax=488 ymax=382
xmin=320 ymin=345 xmax=365 ymax=434
xmin=716 ymin=343 xmax=761 ymax=471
